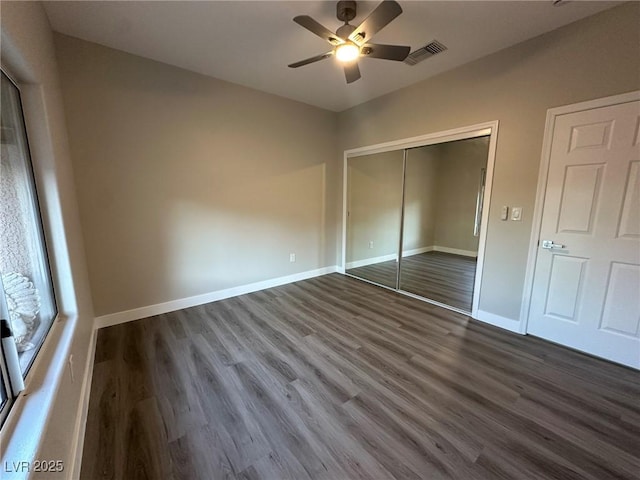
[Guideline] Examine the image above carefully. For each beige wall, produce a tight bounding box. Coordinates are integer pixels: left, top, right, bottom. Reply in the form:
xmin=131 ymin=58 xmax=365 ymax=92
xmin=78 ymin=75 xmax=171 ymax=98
xmin=1 ymin=1 xmax=94 ymax=474
xmin=346 ymin=151 xmax=404 ymax=264
xmin=432 ymin=137 xmax=489 ymax=253
xmin=54 ymin=34 xmax=338 ymax=317
xmin=337 ymin=3 xmax=640 ymax=321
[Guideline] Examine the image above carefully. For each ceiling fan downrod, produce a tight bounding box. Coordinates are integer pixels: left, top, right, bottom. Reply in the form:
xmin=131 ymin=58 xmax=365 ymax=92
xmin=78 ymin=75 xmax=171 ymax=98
xmin=336 ymin=1 xmax=357 ymax=39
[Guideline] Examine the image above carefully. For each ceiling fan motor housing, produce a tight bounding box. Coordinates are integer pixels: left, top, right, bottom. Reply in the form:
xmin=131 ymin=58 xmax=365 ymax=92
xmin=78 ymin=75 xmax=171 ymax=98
xmin=337 ymin=1 xmax=357 ymax=23
xmin=337 ymin=23 xmax=356 ymax=40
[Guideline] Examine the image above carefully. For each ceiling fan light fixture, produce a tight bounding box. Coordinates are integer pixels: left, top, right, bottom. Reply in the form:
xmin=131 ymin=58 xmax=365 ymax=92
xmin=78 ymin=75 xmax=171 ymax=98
xmin=289 ymin=1 xmax=409 ymax=83
xmin=335 ymin=42 xmax=360 ymax=62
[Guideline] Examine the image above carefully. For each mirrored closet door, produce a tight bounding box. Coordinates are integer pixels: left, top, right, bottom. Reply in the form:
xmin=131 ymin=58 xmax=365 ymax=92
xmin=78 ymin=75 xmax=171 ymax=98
xmin=345 ymin=133 xmax=491 ymax=314
xmin=345 ymin=150 xmax=404 ymax=289
xmin=400 ymin=137 xmax=489 ymax=312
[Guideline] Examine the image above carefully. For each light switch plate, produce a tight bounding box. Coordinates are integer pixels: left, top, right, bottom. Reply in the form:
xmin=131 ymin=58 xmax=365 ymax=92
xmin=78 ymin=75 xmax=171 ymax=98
xmin=511 ymin=207 xmax=523 ymax=221
xmin=501 ymin=206 xmax=509 ymax=221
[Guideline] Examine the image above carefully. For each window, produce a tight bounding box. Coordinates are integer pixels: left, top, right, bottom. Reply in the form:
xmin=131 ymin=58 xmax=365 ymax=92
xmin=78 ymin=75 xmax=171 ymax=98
xmin=0 ymin=70 xmax=57 ymax=424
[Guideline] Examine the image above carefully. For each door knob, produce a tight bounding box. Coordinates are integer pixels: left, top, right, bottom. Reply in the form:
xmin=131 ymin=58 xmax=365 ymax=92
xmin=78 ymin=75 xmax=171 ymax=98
xmin=541 ymin=240 xmax=565 ymax=249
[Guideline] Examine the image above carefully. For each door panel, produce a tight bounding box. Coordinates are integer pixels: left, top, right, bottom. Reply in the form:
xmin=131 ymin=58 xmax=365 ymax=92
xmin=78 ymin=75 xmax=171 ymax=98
xmin=568 ymin=120 xmax=613 ymax=151
xmin=599 ymin=262 xmax=640 ymax=337
xmin=556 ymin=163 xmax=604 ymax=234
xmin=617 ymin=160 xmax=640 ymax=238
xmin=544 ymin=255 xmax=587 ymax=321
xmin=528 ymin=99 xmax=640 ymax=368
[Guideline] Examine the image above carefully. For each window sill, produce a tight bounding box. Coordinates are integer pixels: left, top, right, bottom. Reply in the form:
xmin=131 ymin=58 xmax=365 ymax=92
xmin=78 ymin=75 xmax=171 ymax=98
xmin=0 ymin=313 xmax=78 ymax=479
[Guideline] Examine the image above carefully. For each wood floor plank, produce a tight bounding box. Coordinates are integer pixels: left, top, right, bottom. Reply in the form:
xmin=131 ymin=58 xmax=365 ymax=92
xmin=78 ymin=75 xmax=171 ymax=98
xmin=341 ymin=395 xmax=444 ymax=480
xmin=169 ymin=423 xmax=236 ymax=480
xmin=145 ymin=319 xmax=207 ymax=442
xmin=186 ymin=334 xmax=271 ymax=472
xmin=231 ymin=360 xmax=343 ymax=480
xmin=80 ymin=360 xmax=118 ymax=480
xmin=238 ymin=450 xmax=312 ymax=480
xmin=122 ymin=396 xmax=174 ymax=480
xmin=81 ymin=273 xmax=640 ymax=479
xmin=286 ymin=378 xmax=397 ymax=480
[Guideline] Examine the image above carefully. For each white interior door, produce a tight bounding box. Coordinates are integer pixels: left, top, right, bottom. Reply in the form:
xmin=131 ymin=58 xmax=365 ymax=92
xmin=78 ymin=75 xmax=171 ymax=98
xmin=527 ymin=98 xmax=640 ymax=368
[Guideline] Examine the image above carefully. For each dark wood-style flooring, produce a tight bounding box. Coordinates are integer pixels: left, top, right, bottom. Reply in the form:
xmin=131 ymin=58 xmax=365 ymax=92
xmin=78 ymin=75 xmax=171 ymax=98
xmin=346 ymin=251 xmax=476 ymax=311
xmin=81 ymin=273 xmax=640 ymax=480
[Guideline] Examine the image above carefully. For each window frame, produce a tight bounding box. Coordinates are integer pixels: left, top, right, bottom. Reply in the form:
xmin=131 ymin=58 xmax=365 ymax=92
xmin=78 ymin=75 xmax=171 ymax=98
xmin=0 ymin=344 xmax=13 ymax=426
xmin=0 ymin=67 xmax=59 ymax=425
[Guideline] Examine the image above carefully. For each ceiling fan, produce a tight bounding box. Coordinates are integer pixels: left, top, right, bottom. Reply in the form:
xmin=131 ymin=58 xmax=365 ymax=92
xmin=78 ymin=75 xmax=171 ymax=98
xmin=288 ymin=0 xmax=410 ymax=84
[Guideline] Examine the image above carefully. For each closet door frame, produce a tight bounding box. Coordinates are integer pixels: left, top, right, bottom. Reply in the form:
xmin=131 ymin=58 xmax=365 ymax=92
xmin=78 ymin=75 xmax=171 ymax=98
xmin=341 ymin=120 xmax=499 ymax=318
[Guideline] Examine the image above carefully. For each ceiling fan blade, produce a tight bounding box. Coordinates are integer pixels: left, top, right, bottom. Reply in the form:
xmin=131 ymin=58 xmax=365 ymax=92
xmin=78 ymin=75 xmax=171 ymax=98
xmin=288 ymin=51 xmax=334 ymax=68
xmin=348 ymin=0 xmax=403 ymax=45
xmin=362 ymin=43 xmax=410 ymax=61
xmin=344 ymin=62 xmax=361 ymax=84
xmin=293 ymin=16 xmax=344 ymax=45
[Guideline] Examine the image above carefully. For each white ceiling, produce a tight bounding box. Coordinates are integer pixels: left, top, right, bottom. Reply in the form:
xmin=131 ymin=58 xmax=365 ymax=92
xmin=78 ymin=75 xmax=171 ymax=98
xmin=43 ymin=1 xmax=619 ymax=112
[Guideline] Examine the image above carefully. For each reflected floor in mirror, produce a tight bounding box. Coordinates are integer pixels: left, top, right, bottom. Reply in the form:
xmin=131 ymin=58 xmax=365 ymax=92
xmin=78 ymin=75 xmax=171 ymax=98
xmin=345 ymin=258 xmax=399 ymax=290
xmin=346 ymin=251 xmax=476 ymax=312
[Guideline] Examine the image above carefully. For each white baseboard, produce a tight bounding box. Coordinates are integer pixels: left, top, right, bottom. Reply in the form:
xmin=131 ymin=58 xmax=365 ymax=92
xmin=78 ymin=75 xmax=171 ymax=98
xmin=69 ymin=326 xmax=98 ymax=479
xmin=95 ymin=266 xmax=339 ymax=329
xmin=346 ymin=253 xmax=397 ymax=270
xmin=345 ymin=245 xmax=478 ymax=270
xmin=433 ymin=246 xmax=478 ymax=258
xmin=474 ymin=309 xmax=523 ymax=334
xmin=402 ymin=246 xmax=434 ymax=257
xmin=345 ymin=246 xmax=435 ymax=270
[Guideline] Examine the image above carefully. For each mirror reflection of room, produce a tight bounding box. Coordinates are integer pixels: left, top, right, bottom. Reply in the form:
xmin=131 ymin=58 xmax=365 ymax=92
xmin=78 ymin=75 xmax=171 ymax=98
xmin=345 ymin=135 xmax=490 ymax=313
xmin=345 ymin=150 xmax=403 ymax=289
xmin=400 ymin=136 xmax=489 ymax=312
